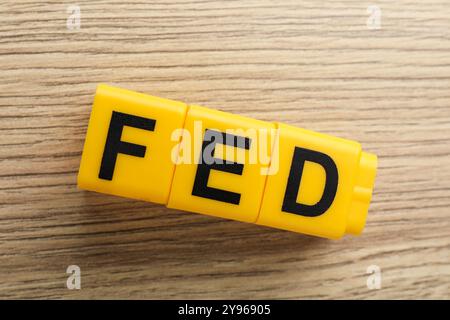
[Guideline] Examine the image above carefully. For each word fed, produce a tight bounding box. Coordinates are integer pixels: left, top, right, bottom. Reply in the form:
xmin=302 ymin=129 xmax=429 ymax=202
xmin=78 ymin=84 xmax=377 ymax=239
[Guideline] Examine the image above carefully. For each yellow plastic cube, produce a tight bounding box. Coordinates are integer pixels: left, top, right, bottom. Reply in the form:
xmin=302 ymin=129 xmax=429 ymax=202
xmin=256 ymin=123 xmax=377 ymax=239
xmin=167 ymin=105 xmax=276 ymax=223
xmin=77 ymin=84 xmax=187 ymax=204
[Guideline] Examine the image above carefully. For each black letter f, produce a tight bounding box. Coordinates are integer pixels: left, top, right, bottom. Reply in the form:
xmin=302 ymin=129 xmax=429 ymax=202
xmin=99 ymin=111 xmax=156 ymax=181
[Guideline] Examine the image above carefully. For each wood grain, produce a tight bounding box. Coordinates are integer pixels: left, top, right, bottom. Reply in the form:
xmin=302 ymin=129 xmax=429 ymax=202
xmin=0 ymin=0 xmax=449 ymax=299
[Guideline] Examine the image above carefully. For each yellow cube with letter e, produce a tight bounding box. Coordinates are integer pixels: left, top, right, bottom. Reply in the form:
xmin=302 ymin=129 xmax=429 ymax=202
xmin=167 ymin=105 xmax=276 ymax=223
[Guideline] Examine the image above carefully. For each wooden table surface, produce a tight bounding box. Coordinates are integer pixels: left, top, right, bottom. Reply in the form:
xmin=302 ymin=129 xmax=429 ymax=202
xmin=1 ymin=0 xmax=449 ymax=299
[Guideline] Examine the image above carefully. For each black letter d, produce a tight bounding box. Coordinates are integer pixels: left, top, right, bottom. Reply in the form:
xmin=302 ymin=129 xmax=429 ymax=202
xmin=282 ymin=147 xmax=338 ymax=217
